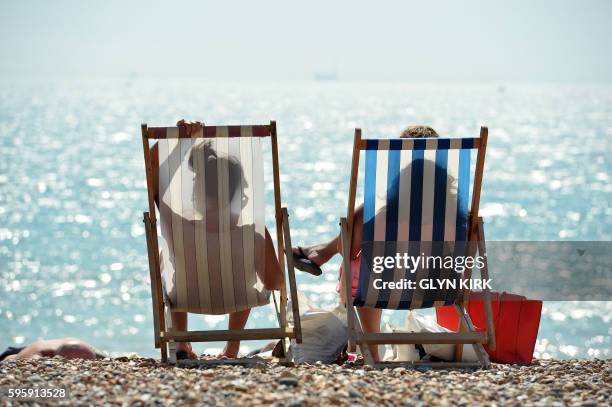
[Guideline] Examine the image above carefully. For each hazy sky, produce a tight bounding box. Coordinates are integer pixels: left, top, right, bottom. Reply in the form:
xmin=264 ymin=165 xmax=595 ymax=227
xmin=1 ymin=0 xmax=611 ymax=82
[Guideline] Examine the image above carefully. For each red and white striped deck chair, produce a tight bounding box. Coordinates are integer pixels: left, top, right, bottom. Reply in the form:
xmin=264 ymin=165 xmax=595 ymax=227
xmin=340 ymin=127 xmax=496 ymax=368
xmin=141 ymin=122 xmax=301 ymax=363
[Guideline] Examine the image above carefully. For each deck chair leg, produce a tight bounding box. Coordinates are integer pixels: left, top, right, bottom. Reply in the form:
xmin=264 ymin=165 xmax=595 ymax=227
xmin=346 ymin=305 xmax=358 ymax=353
xmin=275 ymin=337 xmax=292 ymax=365
xmin=477 ymin=217 xmax=496 ymax=351
xmin=455 ymin=305 xmax=490 ymax=368
xmin=160 ymin=341 xmax=168 ymax=363
xmin=465 ymin=217 xmax=493 ymax=368
xmin=164 ymin=306 xmax=177 ymax=364
xmin=272 ymin=291 xmax=283 ymax=328
xmin=454 ymin=306 xmax=466 ymax=362
xmin=469 ymin=333 xmax=490 ymax=368
xmin=350 ymin=307 xmax=376 ymax=366
xmin=281 ymin=208 xmax=302 ymax=344
xmin=472 ymin=343 xmax=490 ymax=368
xmin=271 ymin=291 xmax=294 ymax=364
xmin=468 ymin=334 xmax=489 ymax=367
xmin=340 ymin=218 xmax=357 ymax=353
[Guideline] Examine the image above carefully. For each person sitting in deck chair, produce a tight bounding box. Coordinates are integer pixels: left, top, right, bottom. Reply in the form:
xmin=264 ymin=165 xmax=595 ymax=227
xmin=150 ymin=121 xmax=284 ymax=359
xmin=292 ymin=125 xmax=454 ymax=362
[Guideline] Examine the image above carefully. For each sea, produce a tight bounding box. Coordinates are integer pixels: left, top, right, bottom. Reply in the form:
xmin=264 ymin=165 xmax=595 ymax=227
xmin=1 ymin=78 xmax=610 ymax=359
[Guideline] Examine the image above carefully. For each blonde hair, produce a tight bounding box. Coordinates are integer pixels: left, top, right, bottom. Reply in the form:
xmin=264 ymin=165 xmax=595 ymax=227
xmin=401 ymin=125 xmax=439 ymax=138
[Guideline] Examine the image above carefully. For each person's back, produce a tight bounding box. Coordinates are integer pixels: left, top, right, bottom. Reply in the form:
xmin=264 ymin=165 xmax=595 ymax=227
xmin=1 ymin=338 xmax=103 ymax=361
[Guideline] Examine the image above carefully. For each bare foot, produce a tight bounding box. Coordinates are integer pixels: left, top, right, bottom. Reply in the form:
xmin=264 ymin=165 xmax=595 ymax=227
xmin=292 ymin=243 xmax=336 ymax=268
xmin=176 ymin=342 xmax=197 ymax=359
xmin=219 ymin=341 xmax=240 ymax=358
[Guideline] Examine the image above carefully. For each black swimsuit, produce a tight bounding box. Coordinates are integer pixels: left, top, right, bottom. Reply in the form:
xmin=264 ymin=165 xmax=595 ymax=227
xmin=0 ymin=346 xmax=25 ymax=361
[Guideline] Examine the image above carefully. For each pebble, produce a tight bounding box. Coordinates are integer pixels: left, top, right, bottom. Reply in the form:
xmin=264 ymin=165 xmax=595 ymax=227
xmin=563 ymin=382 xmax=576 ymax=391
xmin=278 ymin=376 xmax=299 ymax=387
xmin=0 ymin=357 xmax=608 ymax=406
xmin=347 ymin=386 xmax=362 ymax=398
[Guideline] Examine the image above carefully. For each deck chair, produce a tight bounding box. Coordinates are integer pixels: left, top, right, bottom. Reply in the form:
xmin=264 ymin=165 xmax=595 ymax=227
xmin=141 ymin=121 xmax=302 ymax=363
xmin=340 ymin=127 xmax=496 ymax=368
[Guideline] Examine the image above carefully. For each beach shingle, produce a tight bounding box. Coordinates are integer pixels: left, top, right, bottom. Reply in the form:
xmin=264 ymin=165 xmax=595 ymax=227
xmin=0 ymin=358 xmax=609 ymax=406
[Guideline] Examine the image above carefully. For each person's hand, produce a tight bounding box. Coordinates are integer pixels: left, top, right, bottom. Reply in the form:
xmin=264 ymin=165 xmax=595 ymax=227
xmin=177 ymin=119 xmax=204 ymax=136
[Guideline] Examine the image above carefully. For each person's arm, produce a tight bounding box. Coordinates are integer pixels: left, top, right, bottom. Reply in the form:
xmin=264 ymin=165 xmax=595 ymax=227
xmin=350 ymin=204 xmax=364 ymax=259
xmin=148 ymin=120 xmax=200 ymax=206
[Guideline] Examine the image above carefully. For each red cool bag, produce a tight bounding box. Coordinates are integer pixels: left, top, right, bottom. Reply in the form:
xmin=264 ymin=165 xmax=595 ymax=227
xmin=436 ymin=292 xmax=543 ymax=364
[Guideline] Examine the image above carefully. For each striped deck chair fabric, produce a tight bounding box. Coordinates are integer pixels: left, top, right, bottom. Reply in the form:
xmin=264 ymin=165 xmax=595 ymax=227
xmin=156 ymin=126 xmax=270 ymax=315
xmin=354 ymin=137 xmax=477 ymax=310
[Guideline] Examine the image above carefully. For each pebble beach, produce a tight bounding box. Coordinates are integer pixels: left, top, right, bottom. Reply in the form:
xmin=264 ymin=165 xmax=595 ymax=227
xmin=1 ymin=358 xmax=609 ymax=406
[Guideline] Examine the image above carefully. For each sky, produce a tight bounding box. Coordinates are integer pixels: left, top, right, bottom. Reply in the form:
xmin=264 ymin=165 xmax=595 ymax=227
xmin=1 ymin=0 xmax=611 ymax=82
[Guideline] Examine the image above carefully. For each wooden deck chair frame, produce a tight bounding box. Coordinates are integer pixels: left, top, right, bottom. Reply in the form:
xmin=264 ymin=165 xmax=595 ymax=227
xmin=141 ymin=121 xmax=302 ymax=363
xmin=340 ymin=127 xmax=496 ymax=369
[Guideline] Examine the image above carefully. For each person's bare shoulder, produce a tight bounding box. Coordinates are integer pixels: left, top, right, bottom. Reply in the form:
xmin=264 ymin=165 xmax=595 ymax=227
xmin=9 ymin=339 xmax=58 ymax=359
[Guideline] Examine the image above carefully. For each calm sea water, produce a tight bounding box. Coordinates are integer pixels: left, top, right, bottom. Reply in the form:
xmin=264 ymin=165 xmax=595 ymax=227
xmin=1 ymin=78 xmax=610 ymax=359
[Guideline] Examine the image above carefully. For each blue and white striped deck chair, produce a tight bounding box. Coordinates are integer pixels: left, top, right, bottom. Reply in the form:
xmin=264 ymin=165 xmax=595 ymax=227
xmin=339 ymin=127 xmax=496 ymax=368
xmin=141 ymin=122 xmax=302 ymax=363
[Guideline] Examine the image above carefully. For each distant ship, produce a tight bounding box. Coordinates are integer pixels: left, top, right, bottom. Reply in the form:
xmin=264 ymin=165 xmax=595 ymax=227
xmin=313 ymin=71 xmax=339 ymax=81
